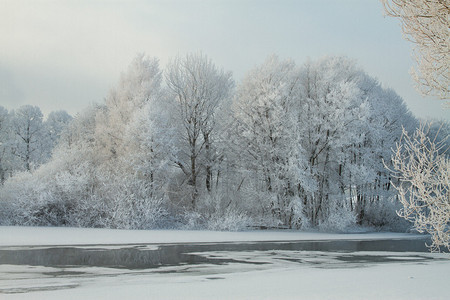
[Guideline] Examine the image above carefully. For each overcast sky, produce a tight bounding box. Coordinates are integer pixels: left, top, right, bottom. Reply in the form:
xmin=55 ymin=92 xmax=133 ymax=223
xmin=0 ymin=0 xmax=448 ymax=120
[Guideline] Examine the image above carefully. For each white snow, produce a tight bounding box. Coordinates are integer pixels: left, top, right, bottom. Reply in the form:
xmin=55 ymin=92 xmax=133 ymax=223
xmin=1 ymin=255 xmax=448 ymax=300
xmin=0 ymin=226 xmax=425 ymax=246
xmin=0 ymin=226 xmax=448 ymax=300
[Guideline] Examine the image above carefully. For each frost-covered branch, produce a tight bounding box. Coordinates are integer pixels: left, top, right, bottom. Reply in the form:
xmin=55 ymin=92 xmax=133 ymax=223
xmin=389 ymin=123 xmax=449 ymax=251
xmin=381 ymin=0 xmax=449 ymax=101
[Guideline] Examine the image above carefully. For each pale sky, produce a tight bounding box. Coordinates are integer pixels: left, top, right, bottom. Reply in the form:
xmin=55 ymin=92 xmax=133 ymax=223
xmin=0 ymin=0 xmax=448 ymax=120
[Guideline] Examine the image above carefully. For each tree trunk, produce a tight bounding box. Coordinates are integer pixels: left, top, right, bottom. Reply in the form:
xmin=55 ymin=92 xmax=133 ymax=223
xmin=190 ymin=152 xmax=197 ymax=208
xmin=204 ymin=133 xmax=212 ymax=192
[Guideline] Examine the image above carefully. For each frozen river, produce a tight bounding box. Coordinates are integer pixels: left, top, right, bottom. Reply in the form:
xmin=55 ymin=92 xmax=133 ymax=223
xmin=0 ymin=228 xmax=448 ymax=299
xmin=0 ymin=237 xmax=435 ymax=270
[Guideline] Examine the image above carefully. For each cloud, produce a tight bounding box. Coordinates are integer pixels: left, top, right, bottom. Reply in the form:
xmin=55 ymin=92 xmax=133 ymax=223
xmin=1 ymin=1 xmax=179 ymax=82
xmin=0 ymin=65 xmax=25 ymax=108
xmin=0 ymin=0 xmax=179 ymax=114
xmin=0 ymin=0 xmax=447 ymax=119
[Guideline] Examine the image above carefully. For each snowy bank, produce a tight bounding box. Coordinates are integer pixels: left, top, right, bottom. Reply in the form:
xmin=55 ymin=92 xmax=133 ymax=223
xmin=0 ymin=226 xmax=425 ymax=246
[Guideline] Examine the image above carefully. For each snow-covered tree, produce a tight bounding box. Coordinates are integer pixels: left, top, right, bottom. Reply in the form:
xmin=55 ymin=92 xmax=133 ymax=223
xmin=165 ymin=53 xmax=234 ymax=208
xmin=0 ymin=55 xmax=169 ymax=229
xmin=426 ymin=120 xmax=450 ymax=153
xmin=232 ymin=55 xmax=308 ymax=227
xmin=349 ymin=75 xmax=416 ymax=227
xmin=44 ymin=110 xmax=72 ymax=158
xmin=0 ymin=106 xmax=72 ymax=183
xmin=381 ymin=2 xmax=449 ymax=247
xmin=232 ymin=55 xmax=416 ymax=230
xmin=85 ymin=54 xmax=168 ymax=227
xmin=381 ymin=0 xmax=449 ymax=101
xmin=122 ymin=91 xmax=177 ymax=201
xmin=96 ymin=53 xmax=163 ymax=164
xmin=295 ymin=57 xmax=370 ymax=227
xmin=0 ymin=53 xmax=425 ymax=232
xmin=0 ymin=106 xmax=11 ymax=183
xmin=9 ymin=105 xmax=46 ymax=171
xmin=389 ymin=123 xmax=449 ymax=251
xmin=62 ymin=105 xmax=99 ymax=150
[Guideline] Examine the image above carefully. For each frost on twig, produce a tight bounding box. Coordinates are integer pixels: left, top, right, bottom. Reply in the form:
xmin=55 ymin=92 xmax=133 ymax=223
xmin=388 ymin=123 xmax=449 ymax=252
xmin=381 ymin=0 xmax=449 ymax=103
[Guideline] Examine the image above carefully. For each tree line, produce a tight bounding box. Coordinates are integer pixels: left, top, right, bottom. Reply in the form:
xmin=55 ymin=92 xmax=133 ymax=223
xmin=0 ymin=53 xmax=447 ymax=231
xmin=0 ymin=106 xmax=72 ymax=183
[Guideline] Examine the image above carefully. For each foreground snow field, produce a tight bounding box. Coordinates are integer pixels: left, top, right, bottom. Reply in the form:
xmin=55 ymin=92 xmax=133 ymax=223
xmin=0 ymin=227 xmax=449 ymax=300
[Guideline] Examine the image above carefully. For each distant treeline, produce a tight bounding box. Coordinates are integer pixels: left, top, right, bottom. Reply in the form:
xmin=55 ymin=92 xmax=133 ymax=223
xmin=0 ymin=53 xmax=448 ymax=231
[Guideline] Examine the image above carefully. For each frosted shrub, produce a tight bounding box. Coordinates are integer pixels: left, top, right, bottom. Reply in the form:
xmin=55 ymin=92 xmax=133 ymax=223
xmin=91 ymin=173 xmax=168 ymax=229
xmin=40 ymin=163 xmax=94 ymax=226
xmin=0 ymin=174 xmax=25 ymax=225
xmin=181 ymin=191 xmax=252 ymax=231
xmin=181 ymin=211 xmax=205 ymax=229
xmin=180 ymin=209 xmax=250 ymax=231
xmin=288 ymin=196 xmax=311 ymax=229
xmin=0 ymin=153 xmax=95 ymax=226
xmin=207 ymin=208 xmax=251 ymax=231
xmin=68 ymin=194 xmax=110 ymax=228
xmin=1 ymin=171 xmax=49 ymax=225
xmin=7 ymin=177 xmax=78 ymax=226
xmin=0 ymin=159 xmax=168 ymax=229
xmin=0 ymin=195 xmax=13 ymax=225
xmin=113 ymin=194 xmax=167 ymax=230
xmin=319 ymin=200 xmax=356 ymax=232
xmin=363 ymin=198 xmax=410 ymax=231
xmin=238 ymin=187 xmax=279 ymax=227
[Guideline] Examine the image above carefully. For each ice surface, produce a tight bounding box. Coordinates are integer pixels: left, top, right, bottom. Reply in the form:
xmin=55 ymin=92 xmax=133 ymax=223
xmin=0 ymin=226 xmax=448 ymax=300
xmin=0 ymin=226 xmax=426 ymax=246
